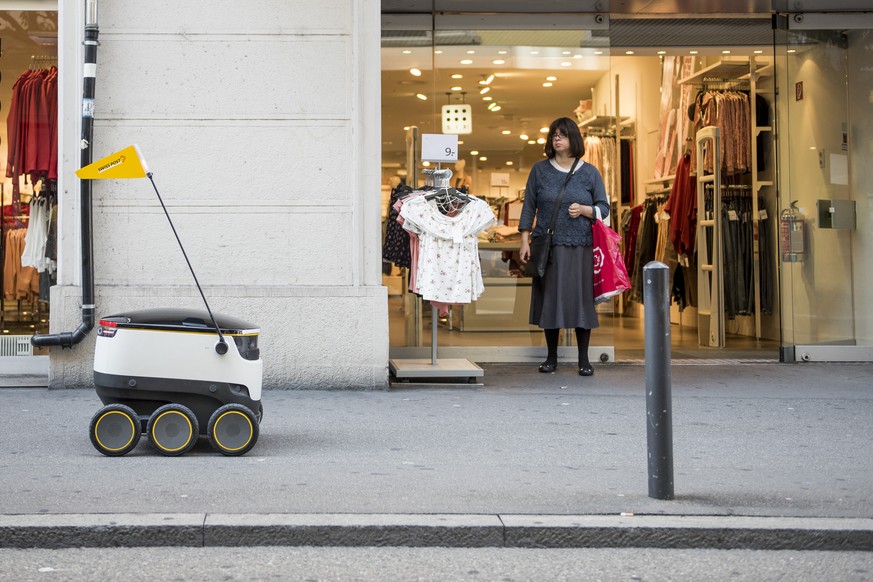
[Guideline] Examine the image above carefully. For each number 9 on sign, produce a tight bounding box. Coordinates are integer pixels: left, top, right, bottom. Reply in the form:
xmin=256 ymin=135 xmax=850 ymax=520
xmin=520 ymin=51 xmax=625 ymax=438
xmin=421 ymin=134 xmax=459 ymax=162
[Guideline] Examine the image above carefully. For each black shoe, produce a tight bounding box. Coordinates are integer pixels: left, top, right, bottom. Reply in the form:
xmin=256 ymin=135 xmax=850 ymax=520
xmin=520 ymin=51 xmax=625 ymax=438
xmin=578 ymin=364 xmax=594 ymax=377
xmin=539 ymin=361 xmax=557 ymax=373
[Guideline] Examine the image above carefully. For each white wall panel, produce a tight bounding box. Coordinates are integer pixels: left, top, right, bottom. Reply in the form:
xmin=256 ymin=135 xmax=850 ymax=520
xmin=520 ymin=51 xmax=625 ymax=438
xmin=91 ymin=122 xmax=353 ymax=205
xmin=96 ymin=37 xmax=351 ymax=119
xmin=100 ymin=0 xmax=352 ymax=35
xmin=92 ymin=208 xmax=354 ymax=287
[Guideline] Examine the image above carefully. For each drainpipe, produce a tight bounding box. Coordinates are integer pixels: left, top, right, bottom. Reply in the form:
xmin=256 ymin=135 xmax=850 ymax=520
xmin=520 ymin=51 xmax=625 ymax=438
xmin=32 ymin=0 xmax=99 ymax=349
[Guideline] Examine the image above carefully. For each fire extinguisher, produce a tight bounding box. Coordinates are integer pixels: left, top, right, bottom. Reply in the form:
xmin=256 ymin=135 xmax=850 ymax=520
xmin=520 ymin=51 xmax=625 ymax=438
xmin=780 ymin=200 xmax=806 ymax=263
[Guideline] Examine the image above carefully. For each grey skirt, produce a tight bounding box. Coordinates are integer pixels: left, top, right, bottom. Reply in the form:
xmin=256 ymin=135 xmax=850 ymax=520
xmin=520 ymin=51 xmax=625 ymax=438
xmin=529 ymin=244 xmax=599 ymax=330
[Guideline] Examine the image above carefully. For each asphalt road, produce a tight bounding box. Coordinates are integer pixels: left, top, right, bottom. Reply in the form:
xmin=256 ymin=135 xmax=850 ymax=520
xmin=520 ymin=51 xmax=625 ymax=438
xmin=1 ymin=547 xmax=872 ymax=581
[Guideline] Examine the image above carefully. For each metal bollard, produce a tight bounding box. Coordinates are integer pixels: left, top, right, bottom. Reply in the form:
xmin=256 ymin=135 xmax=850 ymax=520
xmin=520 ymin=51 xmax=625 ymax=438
xmin=644 ymin=261 xmax=674 ymax=500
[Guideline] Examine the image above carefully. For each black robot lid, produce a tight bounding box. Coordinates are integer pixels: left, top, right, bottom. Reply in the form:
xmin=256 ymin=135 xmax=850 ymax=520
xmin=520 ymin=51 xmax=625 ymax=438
xmin=99 ymin=308 xmax=259 ymax=334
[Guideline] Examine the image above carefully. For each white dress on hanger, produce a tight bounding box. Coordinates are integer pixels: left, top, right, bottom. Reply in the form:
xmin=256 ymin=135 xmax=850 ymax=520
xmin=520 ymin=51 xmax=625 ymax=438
xmin=399 ymin=195 xmax=496 ymax=304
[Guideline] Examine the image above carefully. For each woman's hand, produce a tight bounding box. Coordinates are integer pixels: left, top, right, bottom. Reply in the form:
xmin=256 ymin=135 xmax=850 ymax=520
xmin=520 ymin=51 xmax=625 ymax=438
xmin=519 ymin=240 xmax=531 ymax=264
xmin=568 ymin=203 xmax=587 ymax=219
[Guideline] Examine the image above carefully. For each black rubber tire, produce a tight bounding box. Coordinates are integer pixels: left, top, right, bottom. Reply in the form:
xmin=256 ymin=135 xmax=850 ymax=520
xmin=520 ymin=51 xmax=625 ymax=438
xmin=89 ymin=404 xmax=141 ymax=456
xmin=147 ymin=403 xmax=199 ymax=456
xmin=207 ymin=403 xmax=259 ymax=456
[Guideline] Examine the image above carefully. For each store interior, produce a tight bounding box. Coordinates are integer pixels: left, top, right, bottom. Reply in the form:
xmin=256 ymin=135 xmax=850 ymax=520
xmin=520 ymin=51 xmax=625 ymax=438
xmin=0 ymin=8 xmax=58 ymax=353
xmin=381 ymin=23 xmax=783 ymax=361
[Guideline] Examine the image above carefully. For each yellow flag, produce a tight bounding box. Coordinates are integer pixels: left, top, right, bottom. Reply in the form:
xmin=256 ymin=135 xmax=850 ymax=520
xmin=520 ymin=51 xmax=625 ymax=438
xmin=76 ymin=144 xmax=150 ymax=179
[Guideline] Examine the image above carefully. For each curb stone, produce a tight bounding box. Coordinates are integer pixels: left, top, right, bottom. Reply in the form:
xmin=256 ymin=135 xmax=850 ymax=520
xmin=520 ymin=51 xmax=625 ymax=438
xmin=2 ymin=514 xmax=872 ymax=550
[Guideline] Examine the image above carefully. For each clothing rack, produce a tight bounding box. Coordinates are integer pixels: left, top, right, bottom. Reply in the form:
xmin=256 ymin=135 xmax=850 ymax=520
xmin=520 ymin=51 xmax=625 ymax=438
xmin=29 ymin=55 xmax=57 ymax=69
xmin=388 ymin=164 xmax=485 ymax=387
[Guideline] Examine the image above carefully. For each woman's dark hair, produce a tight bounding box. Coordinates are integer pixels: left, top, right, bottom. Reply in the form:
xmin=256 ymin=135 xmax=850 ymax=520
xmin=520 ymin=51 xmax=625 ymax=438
xmin=544 ymin=117 xmax=585 ymax=159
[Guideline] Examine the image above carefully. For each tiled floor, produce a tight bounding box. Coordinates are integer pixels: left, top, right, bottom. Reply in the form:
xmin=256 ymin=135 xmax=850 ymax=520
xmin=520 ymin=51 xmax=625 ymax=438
xmin=389 ymin=296 xmax=781 ymax=361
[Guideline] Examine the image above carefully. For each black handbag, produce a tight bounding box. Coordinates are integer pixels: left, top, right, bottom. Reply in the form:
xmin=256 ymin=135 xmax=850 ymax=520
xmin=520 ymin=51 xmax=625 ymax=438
xmin=523 ymin=158 xmax=580 ymax=278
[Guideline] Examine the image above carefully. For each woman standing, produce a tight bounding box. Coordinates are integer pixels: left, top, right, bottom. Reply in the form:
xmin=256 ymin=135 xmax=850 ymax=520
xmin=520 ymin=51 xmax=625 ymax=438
xmin=518 ymin=117 xmax=610 ymax=376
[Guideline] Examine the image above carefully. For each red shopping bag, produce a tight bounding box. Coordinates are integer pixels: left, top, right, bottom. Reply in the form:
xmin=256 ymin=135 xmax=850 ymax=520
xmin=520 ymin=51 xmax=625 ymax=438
xmin=592 ymin=219 xmax=631 ymax=304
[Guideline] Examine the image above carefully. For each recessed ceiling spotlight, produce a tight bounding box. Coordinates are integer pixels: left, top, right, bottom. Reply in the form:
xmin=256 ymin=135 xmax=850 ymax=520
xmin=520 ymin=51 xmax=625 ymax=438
xmin=657 ymin=51 xmax=667 ymax=55
xmin=690 ymin=50 xmax=699 ymax=55
xmin=561 ymin=61 xmax=572 ymax=67
xmin=458 ymin=140 xmax=464 ymax=145
xmin=483 ymin=74 xmax=495 ymax=85
xmin=528 ymin=140 xmax=536 ymax=145
xmin=506 ymin=161 xmax=514 ymax=166
xmin=562 ymin=50 xmax=571 ymax=55
xmin=403 ymin=126 xmax=410 ymax=130
xmin=540 ymin=127 xmax=549 ymax=133
xmin=451 ymin=86 xmax=462 ymax=91
xmin=402 ymin=50 xmax=411 ymax=54
xmin=410 ymin=68 xmax=422 ymax=76
xmin=416 ymin=93 xmax=427 ymax=100
xmin=451 ymin=74 xmax=463 ymax=79
xmin=754 ymin=50 xmax=764 ymax=54
xmin=479 ymin=156 xmax=487 ymax=161
xmin=498 ymin=50 xmax=508 ymax=55
xmin=722 ymin=50 xmax=731 ymax=54
xmin=470 ymin=150 xmax=479 ymax=155
xmin=574 ymin=54 xmax=583 ymax=59
xmin=466 ymin=50 xmax=475 ymax=54
xmin=487 ymin=102 xmax=497 ymax=110
xmin=460 ymin=59 xmax=473 ymax=65
xmin=482 ymin=96 xmax=493 ymax=101
xmin=501 ymin=130 xmax=511 ymax=135
xmin=491 ymin=105 xmax=501 ymax=111
xmin=530 ymin=50 xmax=539 ymax=55
xmin=546 ymin=76 xmax=557 ymax=81
xmin=594 ymin=50 xmax=603 ymax=55
xmin=480 ymin=87 xmax=490 ymax=94
xmin=625 ymin=51 xmax=634 ymax=55
xmin=492 ymin=59 xmax=505 ymax=65
xmin=434 ymin=50 xmax=443 ymax=54
xmin=537 ymin=137 xmax=546 ymax=144
xmin=519 ymin=133 xmax=529 ymax=140
xmin=422 ymin=160 xmax=431 ymax=166
xmin=543 ymin=82 xmax=553 ymax=87
xmin=787 ymin=49 xmax=797 ymax=53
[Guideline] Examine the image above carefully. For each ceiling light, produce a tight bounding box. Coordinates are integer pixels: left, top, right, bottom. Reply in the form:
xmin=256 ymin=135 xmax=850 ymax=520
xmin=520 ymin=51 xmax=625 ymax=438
xmin=501 ymin=130 xmax=511 ymax=135
xmin=754 ymin=50 xmax=764 ymax=54
xmin=722 ymin=50 xmax=731 ymax=54
xmin=528 ymin=140 xmax=536 ymax=145
xmin=422 ymin=161 xmax=431 ymax=166
xmin=561 ymin=61 xmax=572 ymax=67
xmin=506 ymin=161 xmax=513 ymax=166
xmin=788 ymin=49 xmax=797 ymax=53
xmin=657 ymin=51 xmax=666 ymax=55
xmin=458 ymin=140 xmax=464 ymax=145
xmin=491 ymin=105 xmax=501 ymax=111
xmin=434 ymin=50 xmax=443 ymax=54
xmin=492 ymin=59 xmax=505 ymax=65
xmin=625 ymin=51 xmax=634 ymax=55
xmin=466 ymin=50 xmax=475 ymax=54
xmin=451 ymin=86 xmax=462 ymax=91
xmin=540 ymin=127 xmax=549 ymax=133
xmin=546 ymin=76 xmax=557 ymax=81
xmin=479 ymin=156 xmax=487 ymax=161
xmin=410 ymin=68 xmax=422 ymax=76
xmin=690 ymin=50 xmax=698 ymax=55
xmin=498 ymin=50 xmax=507 ymax=55
xmin=530 ymin=50 xmax=539 ymax=55
xmin=519 ymin=133 xmax=529 ymax=140
xmin=562 ymin=51 xmax=571 ymax=55
xmin=416 ymin=93 xmax=427 ymax=100
xmin=470 ymin=150 xmax=479 ymax=155
xmin=482 ymin=74 xmax=495 ymax=85
xmin=451 ymin=74 xmax=463 ymax=79
xmin=594 ymin=51 xmax=603 ymax=55
xmin=460 ymin=59 xmax=473 ymax=65
xmin=487 ymin=102 xmax=497 ymax=110
xmin=543 ymin=82 xmax=553 ymax=87
xmin=537 ymin=137 xmax=546 ymax=144
xmin=482 ymin=96 xmax=493 ymax=101
xmin=480 ymin=87 xmax=490 ymax=94
xmin=574 ymin=54 xmax=583 ymax=59
xmin=403 ymin=126 xmax=410 ymax=130
xmin=402 ymin=50 xmax=411 ymax=54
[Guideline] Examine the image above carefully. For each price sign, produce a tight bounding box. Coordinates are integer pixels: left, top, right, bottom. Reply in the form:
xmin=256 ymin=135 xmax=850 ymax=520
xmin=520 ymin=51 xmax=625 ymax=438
xmin=421 ymin=133 xmax=459 ymax=162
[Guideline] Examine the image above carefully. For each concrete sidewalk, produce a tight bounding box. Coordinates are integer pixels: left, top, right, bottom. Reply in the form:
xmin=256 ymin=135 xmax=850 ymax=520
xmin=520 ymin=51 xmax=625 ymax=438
xmin=1 ymin=362 xmax=872 ymax=549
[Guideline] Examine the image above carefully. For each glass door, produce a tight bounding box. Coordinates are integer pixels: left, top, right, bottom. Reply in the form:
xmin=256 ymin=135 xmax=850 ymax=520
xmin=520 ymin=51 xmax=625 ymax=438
xmin=774 ymin=14 xmax=873 ymax=361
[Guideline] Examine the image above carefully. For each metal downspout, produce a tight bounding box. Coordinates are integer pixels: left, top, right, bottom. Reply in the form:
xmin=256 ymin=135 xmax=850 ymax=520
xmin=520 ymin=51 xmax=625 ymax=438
xmin=31 ymin=0 xmax=98 ymax=349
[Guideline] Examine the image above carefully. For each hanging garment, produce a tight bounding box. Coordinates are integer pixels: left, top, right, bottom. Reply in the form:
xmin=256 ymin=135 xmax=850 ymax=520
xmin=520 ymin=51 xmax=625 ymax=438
xmin=399 ymin=195 xmax=496 ymax=304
